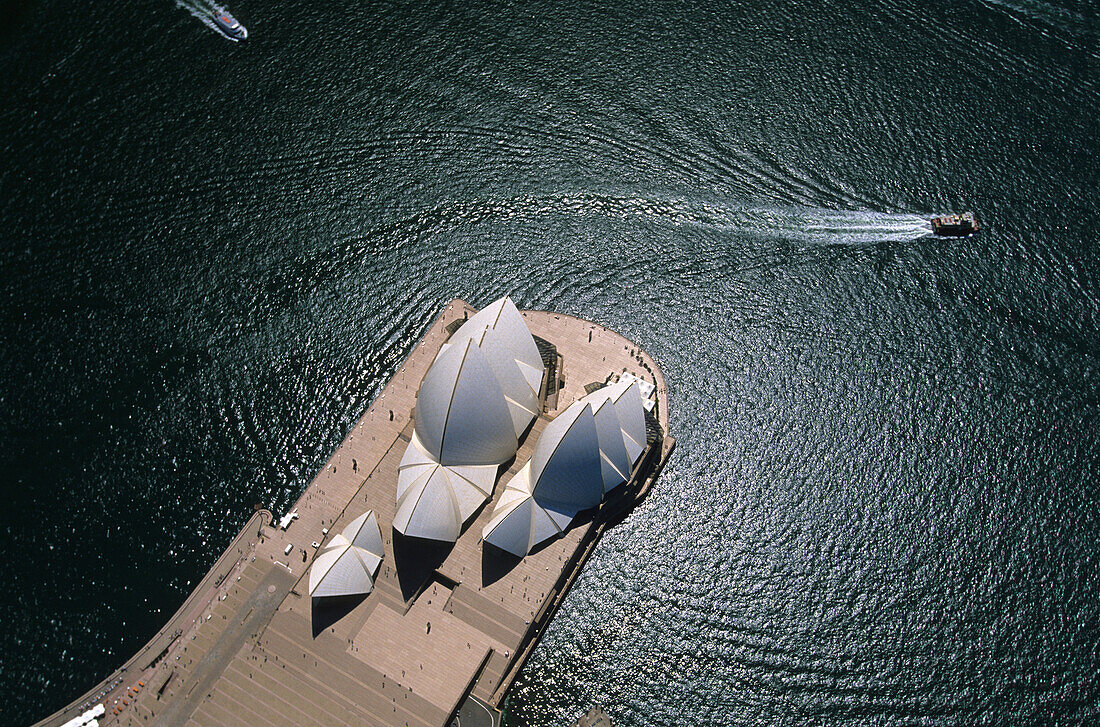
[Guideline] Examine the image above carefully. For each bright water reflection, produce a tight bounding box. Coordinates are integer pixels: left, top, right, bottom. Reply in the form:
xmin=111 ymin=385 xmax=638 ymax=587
xmin=0 ymin=0 xmax=1097 ymax=724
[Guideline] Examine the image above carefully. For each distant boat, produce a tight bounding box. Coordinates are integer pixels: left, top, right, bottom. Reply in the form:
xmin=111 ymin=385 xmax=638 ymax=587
xmin=931 ymin=211 xmax=978 ymax=237
xmin=212 ymin=8 xmax=247 ymax=40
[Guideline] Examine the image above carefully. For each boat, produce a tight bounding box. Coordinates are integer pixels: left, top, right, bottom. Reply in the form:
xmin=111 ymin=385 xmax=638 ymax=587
xmin=931 ymin=211 xmax=978 ymax=237
xmin=212 ymin=8 xmax=247 ymax=40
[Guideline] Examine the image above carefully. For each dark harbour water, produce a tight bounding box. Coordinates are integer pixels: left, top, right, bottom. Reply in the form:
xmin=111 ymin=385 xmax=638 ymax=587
xmin=2 ymin=0 xmax=1099 ymax=724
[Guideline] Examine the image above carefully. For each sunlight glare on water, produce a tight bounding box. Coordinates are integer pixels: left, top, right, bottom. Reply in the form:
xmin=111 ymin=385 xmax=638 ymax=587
xmin=0 ymin=0 xmax=1097 ymax=724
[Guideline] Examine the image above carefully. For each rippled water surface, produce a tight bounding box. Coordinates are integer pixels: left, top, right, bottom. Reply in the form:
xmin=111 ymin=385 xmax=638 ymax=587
xmin=1 ymin=0 xmax=1098 ymax=724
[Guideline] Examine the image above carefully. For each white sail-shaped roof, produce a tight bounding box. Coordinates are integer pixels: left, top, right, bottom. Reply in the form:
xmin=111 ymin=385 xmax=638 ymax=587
xmin=528 ymin=401 xmax=605 ymax=511
xmin=433 ymin=296 xmax=544 ymax=440
xmin=342 ymin=510 xmax=384 ymax=555
xmin=605 ymin=379 xmax=647 ymax=463
xmin=475 ymin=323 xmax=540 ymax=437
xmin=584 ymin=379 xmax=647 ymax=486
xmin=439 ymin=296 xmax=542 ymax=378
xmin=482 ymin=464 xmax=573 ymax=556
xmin=591 ymin=395 xmax=632 ymax=494
xmin=394 ymin=431 xmax=497 ymax=541
xmin=398 ymin=296 xmax=545 ymax=542
xmin=482 ymin=378 xmax=650 ymax=556
xmin=414 ymin=338 xmax=518 ymax=466
xmin=308 ymin=533 xmax=383 ymax=599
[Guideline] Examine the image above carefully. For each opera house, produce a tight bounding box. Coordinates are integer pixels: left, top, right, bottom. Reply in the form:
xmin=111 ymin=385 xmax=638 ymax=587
xmin=309 ymin=297 xmax=653 ymax=601
xmin=37 ymin=296 xmax=673 ymax=727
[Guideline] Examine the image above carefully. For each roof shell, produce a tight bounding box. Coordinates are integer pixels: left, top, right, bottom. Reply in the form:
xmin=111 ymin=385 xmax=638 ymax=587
xmin=414 ymin=338 xmax=518 ymax=466
xmin=439 ymin=296 xmax=543 ymax=377
xmin=482 ymin=379 xmax=650 ymax=556
xmin=308 ymin=533 xmax=384 ymax=599
xmin=393 ymin=431 xmax=497 ymax=541
xmin=342 ymin=510 xmax=384 ymax=554
xmin=413 ymin=296 xmax=545 ymax=467
xmin=482 ymin=463 xmax=573 ymax=556
xmin=585 ymin=379 xmax=647 ymax=471
xmin=528 ymin=401 xmax=605 ymax=512
xmin=604 ymin=379 xmax=647 ymax=462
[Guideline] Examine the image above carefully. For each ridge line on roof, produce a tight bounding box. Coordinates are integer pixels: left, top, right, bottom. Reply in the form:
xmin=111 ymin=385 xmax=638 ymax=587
xmin=534 ymin=402 xmax=592 ymax=489
xmin=446 ymin=464 xmax=491 ymax=497
xmin=438 ymin=338 xmax=473 ymax=461
xmin=503 ymin=394 xmax=537 ymax=416
xmin=599 ymin=449 xmax=629 ymax=483
xmin=488 ymin=296 xmax=507 ymax=327
xmin=399 ymin=464 xmax=437 ymax=531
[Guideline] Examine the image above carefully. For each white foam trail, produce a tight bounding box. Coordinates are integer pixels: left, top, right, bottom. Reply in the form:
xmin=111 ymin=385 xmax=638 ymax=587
xmin=670 ymin=203 xmax=933 ymax=245
xmin=490 ymin=194 xmax=934 ymax=244
xmin=175 ymin=0 xmax=232 ymax=36
xmin=345 ymin=194 xmax=934 ymax=250
xmin=786 ymin=209 xmax=933 ymax=245
xmin=978 ymin=0 xmax=1097 ymax=37
xmin=524 ymin=194 xmax=936 ymax=244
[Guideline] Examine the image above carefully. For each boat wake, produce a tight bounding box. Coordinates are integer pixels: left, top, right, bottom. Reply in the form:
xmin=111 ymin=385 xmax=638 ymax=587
xmin=977 ymin=0 xmax=1098 ymax=38
xmin=754 ymin=207 xmax=934 ymax=245
xmin=548 ymin=195 xmax=934 ymax=245
xmin=404 ymin=193 xmax=935 ymax=247
xmin=175 ymin=0 xmax=231 ymax=36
